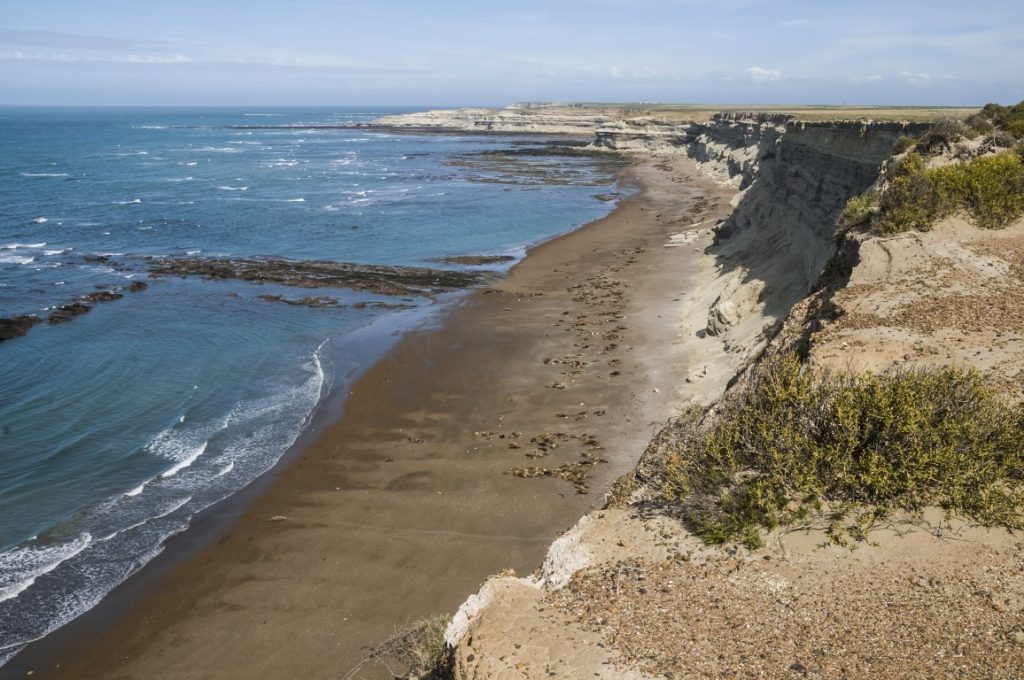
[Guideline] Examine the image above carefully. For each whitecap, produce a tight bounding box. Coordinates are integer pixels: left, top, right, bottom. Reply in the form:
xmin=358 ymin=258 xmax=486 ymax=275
xmin=2 ymin=242 xmax=46 ymax=249
xmin=20 ymin=172 xmax=69 ymax=178
xmin=0 ymin=254 xmax=35 ymax=265
xmin=124 ymin=483 xmax=146 ymax=497
xmin=0 ymin=533 xmax=92 ymax=604
xmin=32 ymin=217 xmax=48 ymax=224
xmin=43 ymin=249 xmax=66 ymax=256
xmin=218 ymin=185 xmax=248 ymax=191
xmin=160 ymin=441 xmax=208 ymax=479
xmin=286 ymin=198 xmax=305 ymax=203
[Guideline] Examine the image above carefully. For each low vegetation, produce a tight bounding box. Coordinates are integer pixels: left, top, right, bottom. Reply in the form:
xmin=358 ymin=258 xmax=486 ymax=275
xmin=838 ymin=190 xmax=878 ymax=228
xmin=872 ymin=149 xmax=1024 ymax=233
xmin=839 ymin=101 xmax=1024 ymax=235
xmin=965 ymin=101 xmax=1024 ymax=139
xmin=662 ymin=355 xmax=1024 ymax=548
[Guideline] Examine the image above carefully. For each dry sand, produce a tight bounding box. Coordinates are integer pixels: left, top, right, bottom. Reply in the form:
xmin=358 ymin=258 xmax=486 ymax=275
xmin=8 ymin=157 xmax=735 ymax=680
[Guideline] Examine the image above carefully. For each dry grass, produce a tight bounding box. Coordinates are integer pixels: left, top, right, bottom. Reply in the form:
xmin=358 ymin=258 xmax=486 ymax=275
xmin=342 ymin=614 xmax=450 ymax=680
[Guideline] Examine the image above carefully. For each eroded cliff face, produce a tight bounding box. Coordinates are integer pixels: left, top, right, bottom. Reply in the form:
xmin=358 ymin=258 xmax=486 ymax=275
xmin=439 ymin=116 xmax=942 ymax=679
xmin=595 ymin=116 xmax=927 ymax=351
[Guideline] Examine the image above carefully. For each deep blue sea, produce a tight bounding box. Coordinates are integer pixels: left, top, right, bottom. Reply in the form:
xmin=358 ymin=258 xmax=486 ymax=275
xmin=0 ymin=107 xmax=621 ymax=663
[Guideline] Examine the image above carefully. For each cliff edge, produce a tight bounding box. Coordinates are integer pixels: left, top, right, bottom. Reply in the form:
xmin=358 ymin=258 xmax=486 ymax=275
xmin=368 ymin=104 xmax=1024 ymax=679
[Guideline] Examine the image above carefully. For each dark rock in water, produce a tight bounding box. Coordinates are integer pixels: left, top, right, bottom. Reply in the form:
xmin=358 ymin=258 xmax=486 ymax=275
xmin=48 ymin=301 xmax=92 ymax=323
xmin=128 ymin=280 xmax=149 ymax=292
xmin=431 ymin=254 xmax=517 ymax=266
xmin=353 ymin=301 xmax=415 ymax=310
xmin=81 ymin=290 xmax=124 ymax=303
xmin=257 ymin=294 xmax=339 ymax=308
xmin=149 ymin=256 xmax=496 ymax=297
xmin=0 ymin=315 xmax=42 ymax=341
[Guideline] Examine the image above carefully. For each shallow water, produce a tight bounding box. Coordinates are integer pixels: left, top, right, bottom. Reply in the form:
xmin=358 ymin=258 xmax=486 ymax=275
xmin=0 ymin=107 xmax=622 ymax=663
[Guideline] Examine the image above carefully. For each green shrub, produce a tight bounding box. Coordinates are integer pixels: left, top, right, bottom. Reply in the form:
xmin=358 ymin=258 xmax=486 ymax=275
xmin=873 ymin=149 xmax=1024 ymax=234
xmin=662 ymin=356 xmax=1024 ymax=547
xmin=892 ymin=135 xmax=916 ymax=155
xmin=967 ymin=101 xmax=1024 ymax=138
xmin=839 ymin=191 xmax=878 ymax=228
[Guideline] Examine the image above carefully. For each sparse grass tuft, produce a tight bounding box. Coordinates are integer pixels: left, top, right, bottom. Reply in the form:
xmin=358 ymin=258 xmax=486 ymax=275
xmin=344 ymin=614 xmax=451 ymax=680
xmin=662 ymin=355 xmax=1024 ymax=547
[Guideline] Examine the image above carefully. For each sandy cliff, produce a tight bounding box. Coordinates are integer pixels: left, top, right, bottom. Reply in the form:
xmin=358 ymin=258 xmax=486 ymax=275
xmin=433 ymin=118 xmax=1023 ymax=678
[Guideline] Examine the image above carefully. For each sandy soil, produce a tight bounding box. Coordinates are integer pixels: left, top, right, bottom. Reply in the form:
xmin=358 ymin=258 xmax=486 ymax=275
xmin=8 ymin=157 xmax=735 ymax=680
xmin=809 ymin=217 xmax=1024 ymax=399
xmin=551 ymin=511 xmax=1024 ymax=679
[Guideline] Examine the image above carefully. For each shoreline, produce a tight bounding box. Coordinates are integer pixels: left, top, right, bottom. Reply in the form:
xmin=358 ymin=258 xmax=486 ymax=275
xmin=6 ymin=154 xmax=735 ymax=680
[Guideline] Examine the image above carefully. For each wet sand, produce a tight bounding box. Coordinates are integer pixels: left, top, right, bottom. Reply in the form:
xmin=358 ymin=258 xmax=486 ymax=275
xmin=11 ymin=156 xmax=734 ymax=679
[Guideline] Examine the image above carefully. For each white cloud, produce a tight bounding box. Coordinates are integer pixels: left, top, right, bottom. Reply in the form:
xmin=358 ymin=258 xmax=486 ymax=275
xmin=899 ymin=70 xmax=932 ymax=86
xmin=745 ymin=65 xmax=782 ymax=81
xmin=609 ymin=65 xmax=622 ymax=78
xmin=0 ymin=51 xmax=192 ymax=64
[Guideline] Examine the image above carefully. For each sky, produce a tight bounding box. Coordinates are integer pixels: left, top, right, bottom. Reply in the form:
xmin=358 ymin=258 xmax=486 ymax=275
xmin=0 ymin=0 xmax=1022 ymax=107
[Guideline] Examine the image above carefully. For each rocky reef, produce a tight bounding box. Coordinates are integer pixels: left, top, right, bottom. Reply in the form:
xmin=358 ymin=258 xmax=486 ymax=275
xmin=0 ymin=280 xmax=150 ymax=342
xmin=148 ymin=256 xmax=495 ymax=296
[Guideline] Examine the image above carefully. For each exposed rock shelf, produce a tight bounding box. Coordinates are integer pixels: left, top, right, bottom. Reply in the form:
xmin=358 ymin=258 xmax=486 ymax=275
xmin=147 ymin=256 xmax=496 ymax=296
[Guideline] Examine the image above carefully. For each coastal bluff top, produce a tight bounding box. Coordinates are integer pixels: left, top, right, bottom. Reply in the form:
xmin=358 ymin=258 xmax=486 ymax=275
xmin=366 ymin=102 xmax=978 ymax=135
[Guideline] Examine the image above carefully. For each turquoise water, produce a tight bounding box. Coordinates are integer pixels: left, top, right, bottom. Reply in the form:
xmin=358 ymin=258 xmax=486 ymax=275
xmin=0 ymin=107 xmax=621 ymax=662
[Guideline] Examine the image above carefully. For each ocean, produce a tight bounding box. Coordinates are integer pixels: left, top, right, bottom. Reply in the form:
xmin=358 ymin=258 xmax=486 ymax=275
xmin=0 ymin=107 xmax=623 ymax=664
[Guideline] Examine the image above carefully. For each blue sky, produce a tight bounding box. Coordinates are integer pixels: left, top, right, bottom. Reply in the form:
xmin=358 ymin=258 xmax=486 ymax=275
xmin=0 ymin=0 xmax=1021 ymax=106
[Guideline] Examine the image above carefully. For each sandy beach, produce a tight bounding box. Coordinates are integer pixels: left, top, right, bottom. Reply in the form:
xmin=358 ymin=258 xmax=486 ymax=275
xmin=6 ymin=156 xmax=735 ymax=680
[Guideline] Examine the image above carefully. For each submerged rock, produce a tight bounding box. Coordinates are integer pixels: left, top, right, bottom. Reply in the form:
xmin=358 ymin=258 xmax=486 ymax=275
xmin=257 ymin=294 xmax=339 ymax=308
